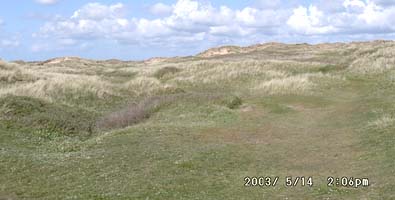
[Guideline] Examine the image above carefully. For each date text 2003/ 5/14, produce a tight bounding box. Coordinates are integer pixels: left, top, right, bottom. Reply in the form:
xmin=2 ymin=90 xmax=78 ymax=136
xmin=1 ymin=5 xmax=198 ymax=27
xmin=244 ymin=176 xmax=313 ymax=187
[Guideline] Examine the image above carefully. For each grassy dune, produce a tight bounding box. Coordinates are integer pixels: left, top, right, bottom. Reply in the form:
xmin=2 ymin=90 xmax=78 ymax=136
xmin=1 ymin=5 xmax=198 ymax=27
xmin=1 ymin=41 xmax=395 ymax=199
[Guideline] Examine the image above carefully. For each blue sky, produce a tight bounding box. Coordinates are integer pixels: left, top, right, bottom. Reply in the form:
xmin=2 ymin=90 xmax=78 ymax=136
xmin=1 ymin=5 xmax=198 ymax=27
xmin=0 ymin=0 xmax=395 ymax=61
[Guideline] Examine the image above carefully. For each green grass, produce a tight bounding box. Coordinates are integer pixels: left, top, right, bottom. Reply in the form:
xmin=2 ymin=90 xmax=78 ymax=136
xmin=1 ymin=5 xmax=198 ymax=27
xmin=0 ymin=95 xmax=97 ymax=137
xmin=1 ymin=42 xmax=395 ymax=199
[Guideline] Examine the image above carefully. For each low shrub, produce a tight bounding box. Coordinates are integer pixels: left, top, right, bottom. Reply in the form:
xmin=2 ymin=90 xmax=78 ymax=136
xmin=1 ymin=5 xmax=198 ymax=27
xmin=154 ymin=67 xmax=181 ymax=79
xmin=226 ymin=96 xmax=243 ymax=109
xmin=96 ymin=95 xmax=176 ymax=130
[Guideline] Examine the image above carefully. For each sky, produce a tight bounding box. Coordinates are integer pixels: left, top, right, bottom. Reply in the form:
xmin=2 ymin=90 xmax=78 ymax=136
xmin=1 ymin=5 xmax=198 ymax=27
xmin=1 ymin=0 xmax=395 ymax=61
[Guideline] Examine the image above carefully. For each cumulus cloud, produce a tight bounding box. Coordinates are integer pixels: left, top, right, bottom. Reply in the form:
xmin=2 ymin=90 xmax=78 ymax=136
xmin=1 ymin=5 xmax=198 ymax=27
xmin=149 ymin=3 xmax=173 ymax=15
xmin=288 ymin=0 xmax=395 ymax=35
xmin=39 ymin=2 xmax=130 ymax=39
xmin=287 ymin=5 xmax=337 ymax=35
xmin=35 ymin=0 xmax=395 ymax=52
xmin=255 ymin=0 xmax=282 ymax=9
xmin=35 ymin=0 xmax=59 ymax=5
xmin=351 ymin=1 xmax=395 ymax=29
xmin=255 ymin=0 xmax=299 ymax=9
xmin=71 ymin=3 xmax=125 ymax=20
xmin=316 ymin=0 xmax=345 ymax=13
xmin=371 ymin=0 xmax=395 ymax=6
xmin=38 ymin=0 xmax=288 ymax=47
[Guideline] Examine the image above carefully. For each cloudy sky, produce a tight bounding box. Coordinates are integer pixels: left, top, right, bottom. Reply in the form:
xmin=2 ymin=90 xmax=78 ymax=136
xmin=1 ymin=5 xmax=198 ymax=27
xmin=1 ymin=0 xmax=395 ymax=61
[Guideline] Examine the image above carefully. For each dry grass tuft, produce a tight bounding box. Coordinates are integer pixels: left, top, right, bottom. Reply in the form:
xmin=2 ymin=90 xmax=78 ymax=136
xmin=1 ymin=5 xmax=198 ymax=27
xmin=123 ymin=77 xmax=181 ymax=96
xmin=0 ymin=69 xmax=38 ymax=83
xmin=253 ymin=74 xmax=314 ymax=95
xmin=0 ymin=74 xmax=115 ymax=101
xmin=368 ymin=115 xmax=395 ymax=130
xmin=0 ymin=62 xmax=39 ymax=84
xmin=349 ymin=45 xmax=395 ymax=74
xmin=96 ymin=96 xmax=175 ymax=130
xmin=170 ymin=61 xmax=289 ymax=85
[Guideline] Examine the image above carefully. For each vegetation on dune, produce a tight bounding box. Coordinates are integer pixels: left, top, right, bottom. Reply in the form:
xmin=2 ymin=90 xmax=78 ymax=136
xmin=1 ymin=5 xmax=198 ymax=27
xmin=97 ymin=93 xmax=242 ymax=131
xmin=0 ymin=95 xmax=97 ymax=138
xmin=1 ymin=40 xmax=395 ymax=199
xmin=96 ymin=95 xmax=176 ymax=131
xmin=153 ymin=66 xmax=181 ymax=79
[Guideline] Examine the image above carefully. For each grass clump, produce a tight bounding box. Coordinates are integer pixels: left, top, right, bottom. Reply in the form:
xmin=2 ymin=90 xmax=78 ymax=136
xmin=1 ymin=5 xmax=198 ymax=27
xmin=368 ymin=114 xmax=395 ymax=130
xmin=154 ymin=66 xmax=181 ymax=79
xmin=0 ymin=69 xmax=38 ymax=84
xmin=215 ymin=95 xmax=242 ymax=109
xmin=254 ymin=74 xmax=314 ymax=95
xmin=226 ymin=95 xmax=242 ymax=109
xmin=123 ymin=77 xmax=183 ymax=97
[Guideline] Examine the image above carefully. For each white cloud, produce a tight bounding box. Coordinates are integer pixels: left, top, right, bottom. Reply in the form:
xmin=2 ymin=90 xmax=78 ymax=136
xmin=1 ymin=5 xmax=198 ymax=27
xmin=0 ymin=19 xmax=20 ymax=49
xmin=0 ymin=35 xmax=20 ymax=48
xmin=71 ymin=3 xmax=125 ymax=20
xmin=316 ymin=0 xmax=345 ymax=13
xmin=1 ymin=39 xmax=20 ymax=48
xmin=150 ymin=3 xmax=173 ymax=15
xmin=236 ymin=7 xmax=258 ymax=25
xmin=256 ymin=0 xmax=282 ymax=9
xmin=288 ymin=1 xmax=395 ymax=35
xmin=336 ymin=0 xmax=395 ymax=33
xmin=256 ymin=0 xmax=302 ymax=10
xmin=371 ymin=0 xmax=395 ymax=6
xmin=344 ymin=0 xmax=366 ymax=9
xmin=39 ymin=3 xmax=131 ymax=39
xmin=38 ymin=0 xmax=287 ymax=47
xmin=35 ymin=0 xmax=395 ymax=53
xmin=35 ymin=0 xmax=58 ymax=5
xmin=356 ymin=1 xmax=394 ymax=26
xmin=287 ymin=5 xmax=337 ymax=35
xmin=165 ymin=0 xmax=220 ymax=30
